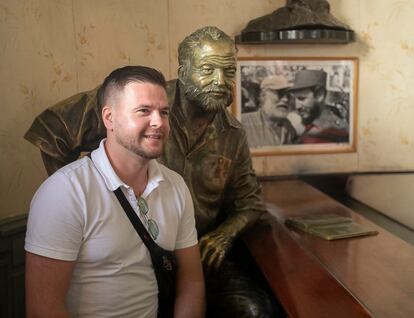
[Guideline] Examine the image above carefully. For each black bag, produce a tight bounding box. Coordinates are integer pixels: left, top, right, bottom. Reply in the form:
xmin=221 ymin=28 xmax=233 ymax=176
xmin=147 ymin=240 xmax=177 ymax=318
xmin=114 ymin=187 xmax=177 ymax=318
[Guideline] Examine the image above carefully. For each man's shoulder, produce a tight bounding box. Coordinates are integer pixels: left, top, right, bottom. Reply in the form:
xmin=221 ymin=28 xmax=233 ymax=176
xmin=155 ymin=161 xmax=191 ymax=197
xmin=33 ymin=157 xmax=92 ymax=206
xmin=224 ymin=109 xmax=243 ymax=129
xmin=156 ymin=161 xmax=186 ymax=185
xmin=280 ymin=117 xmax=297 ymax=133
xmin=315 ymin=107 xmax=349 ymax=130
xmin=241 ymin=110 xmax=262 ymax=128
xmin=241 ymin=110 xmax=260 ymax=120
xmin=50 ymin=156 xmax=93 ymax=184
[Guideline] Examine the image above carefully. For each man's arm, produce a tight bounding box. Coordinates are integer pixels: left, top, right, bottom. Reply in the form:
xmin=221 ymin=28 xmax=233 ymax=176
xmin=174 ymin=245 xmax=205 ymax=318
xmin=25 ymin=252 xmax=75 ymax=318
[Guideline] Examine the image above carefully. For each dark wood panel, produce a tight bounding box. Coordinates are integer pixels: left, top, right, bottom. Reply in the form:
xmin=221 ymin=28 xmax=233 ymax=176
xmin=12 ymin=267 xmax=25 ymax=318
xmin=0 ymin=257 xmax=9 ymax=318
xmin=0 ymin=214 xmax=27 ymax=318
xmin=244 ymin=180 xmax=414 ymax=318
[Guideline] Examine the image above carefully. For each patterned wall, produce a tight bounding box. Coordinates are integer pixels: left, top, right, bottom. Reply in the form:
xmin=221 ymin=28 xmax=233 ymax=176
xmin=1 ymin=0 xmax=414 ymax=218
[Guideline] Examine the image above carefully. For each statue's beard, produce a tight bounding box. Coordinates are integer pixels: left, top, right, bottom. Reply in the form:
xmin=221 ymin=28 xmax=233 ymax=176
xmin=183 ymin=82 xmax=233 ymax=113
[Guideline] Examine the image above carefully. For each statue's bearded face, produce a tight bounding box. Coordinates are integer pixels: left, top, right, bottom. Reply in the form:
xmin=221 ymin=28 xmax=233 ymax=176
xmin=180 ymin=39 xmax=237 ymax=113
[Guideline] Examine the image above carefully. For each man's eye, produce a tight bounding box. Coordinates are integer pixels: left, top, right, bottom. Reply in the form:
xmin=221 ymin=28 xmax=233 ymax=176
xmin=225 ymin=69 xmax=236 ymax=77
xmin=200 ymin=68 xmax=213 ymax=75
xmin=137 ymin=108 xmax=150 ymax=114
xmin=160 ymin=110 xmax=170 ymax=117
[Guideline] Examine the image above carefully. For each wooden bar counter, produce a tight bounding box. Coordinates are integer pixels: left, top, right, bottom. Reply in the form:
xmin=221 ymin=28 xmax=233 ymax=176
xmin=243 ymin=179 xmax=414 ymax=318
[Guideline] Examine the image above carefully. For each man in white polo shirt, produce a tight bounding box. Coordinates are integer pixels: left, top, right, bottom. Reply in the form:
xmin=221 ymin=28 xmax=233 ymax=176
xmin=24 ymin=66 xmax=205 ymax=317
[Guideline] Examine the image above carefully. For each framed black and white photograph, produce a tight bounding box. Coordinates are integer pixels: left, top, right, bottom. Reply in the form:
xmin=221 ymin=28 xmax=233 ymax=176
xmin=235 ymin=57 xmax=358 ymax=156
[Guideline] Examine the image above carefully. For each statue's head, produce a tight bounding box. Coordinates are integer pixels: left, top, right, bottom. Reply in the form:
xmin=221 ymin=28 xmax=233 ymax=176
xmin=177 ymin=26 xmax=237 ymax=113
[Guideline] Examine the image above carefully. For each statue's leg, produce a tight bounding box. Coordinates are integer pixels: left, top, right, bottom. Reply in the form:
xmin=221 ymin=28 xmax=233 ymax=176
xmin=205 ymin=245 xmax=286 ymax=318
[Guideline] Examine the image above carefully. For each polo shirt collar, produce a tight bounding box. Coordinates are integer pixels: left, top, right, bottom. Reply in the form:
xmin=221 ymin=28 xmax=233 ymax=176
xmin=90 ymin=139 xmax=164 ymax=194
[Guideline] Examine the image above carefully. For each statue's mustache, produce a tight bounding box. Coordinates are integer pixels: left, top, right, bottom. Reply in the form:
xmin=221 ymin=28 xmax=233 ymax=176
xmin=190 ymin=86 xmax=231 ymax=96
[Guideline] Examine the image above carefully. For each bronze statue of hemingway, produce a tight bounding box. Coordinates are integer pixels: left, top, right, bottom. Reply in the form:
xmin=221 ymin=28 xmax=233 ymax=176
xmin=25 ymin=26 xmax=282 ymax=317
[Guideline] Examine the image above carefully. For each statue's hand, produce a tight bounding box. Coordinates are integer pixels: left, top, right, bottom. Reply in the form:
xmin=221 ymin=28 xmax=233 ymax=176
xmin=199 ymin=229 xmax=233 ymax=272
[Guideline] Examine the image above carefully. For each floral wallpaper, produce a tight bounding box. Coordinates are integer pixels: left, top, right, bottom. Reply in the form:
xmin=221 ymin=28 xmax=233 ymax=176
xmin=1 ymin=0 xmax=414 ymax=218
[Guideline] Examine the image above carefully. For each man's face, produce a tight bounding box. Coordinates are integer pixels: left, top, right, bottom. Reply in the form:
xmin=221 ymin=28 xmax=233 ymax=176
xmin=182 ymin=39 xmax=236 ymax=113
xmin=261 ymin=89 xmax=290 ymax=122
xmin=111 ymin=82 xmax=170 ymax=159
xmin=292 ymin=88 xmax=321 ymax=125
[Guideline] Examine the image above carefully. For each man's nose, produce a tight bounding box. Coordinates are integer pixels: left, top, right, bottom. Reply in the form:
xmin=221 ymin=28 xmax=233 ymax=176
xmin=213 ymin=69 xmax=225 ymax=86
xmin=149 ymin=111 xmax=163 ymax=127
xmin=280 ymin=94 xmax=289 ymax=103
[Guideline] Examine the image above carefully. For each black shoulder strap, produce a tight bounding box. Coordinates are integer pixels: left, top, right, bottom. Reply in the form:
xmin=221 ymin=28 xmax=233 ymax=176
xmin=113 ymin=187 xmax=159 ymax=251
xmin=87 ymin=152 xmax=164 ymax=255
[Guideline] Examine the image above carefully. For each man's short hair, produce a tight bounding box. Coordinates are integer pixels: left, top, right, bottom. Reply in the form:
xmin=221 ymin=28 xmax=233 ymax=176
xmin=178 ymin=26 xmax=236 ymax=67
xmin=99 ymin=65 xmax=166 ymax=107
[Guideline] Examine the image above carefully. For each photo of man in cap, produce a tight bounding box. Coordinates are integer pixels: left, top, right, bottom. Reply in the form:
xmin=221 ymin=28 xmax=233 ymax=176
xmin=241 ymin=75 xmax=297 ymax=148
xmin=289 ymin=69 xmax=349 ymax=143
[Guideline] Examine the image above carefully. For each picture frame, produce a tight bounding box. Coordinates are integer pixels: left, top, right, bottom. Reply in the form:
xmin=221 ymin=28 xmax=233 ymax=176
xmin=235 ymin=57 xmax=358 ymax=156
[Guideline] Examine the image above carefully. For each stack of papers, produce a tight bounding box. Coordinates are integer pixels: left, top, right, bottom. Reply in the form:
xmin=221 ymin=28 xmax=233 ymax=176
xmin=285 ymin=213 xmax=378 ymax=240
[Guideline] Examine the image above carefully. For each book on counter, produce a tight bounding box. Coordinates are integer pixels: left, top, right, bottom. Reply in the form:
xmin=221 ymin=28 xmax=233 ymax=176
xmin=285 ymin=213 xmax=379 ymax=240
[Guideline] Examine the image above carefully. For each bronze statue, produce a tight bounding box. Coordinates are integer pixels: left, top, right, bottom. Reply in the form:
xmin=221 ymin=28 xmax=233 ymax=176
xmin=236 ymin=0 xmax=354 ymax=43
xmin=25 ymin=26 xmax=281 ymax=317
xmin=243 ymin=0 xmax=352 ymax=32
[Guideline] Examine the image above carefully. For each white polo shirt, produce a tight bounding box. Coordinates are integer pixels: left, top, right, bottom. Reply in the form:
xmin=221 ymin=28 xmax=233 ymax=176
xmin=25 ymin=139 xmax=198 ymax=317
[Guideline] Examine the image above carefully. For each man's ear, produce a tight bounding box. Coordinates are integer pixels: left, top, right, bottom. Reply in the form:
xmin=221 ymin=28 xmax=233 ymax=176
xmin=102 ymin=105 xmax=114 ymax=131
xmin=178 ymin=65 xmax=186 ymax=84
xmin=315 ymin=88 xmax=326 ymax=103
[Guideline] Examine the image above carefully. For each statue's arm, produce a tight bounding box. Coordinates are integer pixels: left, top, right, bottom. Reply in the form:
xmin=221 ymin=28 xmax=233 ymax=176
xmin=199 ymin=209 xmax=262 ymax=271
xmin=199 ymin=132 xmax=265 ymax=270
xmin=40 ymin=151 xmax=68 ymax=175
xmin=24 ymin=87 xmax=105 ymax=175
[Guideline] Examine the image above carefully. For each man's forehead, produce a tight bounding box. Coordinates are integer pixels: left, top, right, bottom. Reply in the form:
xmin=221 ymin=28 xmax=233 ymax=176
xmin=194 ymin=39 xmax=236 ymax=63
